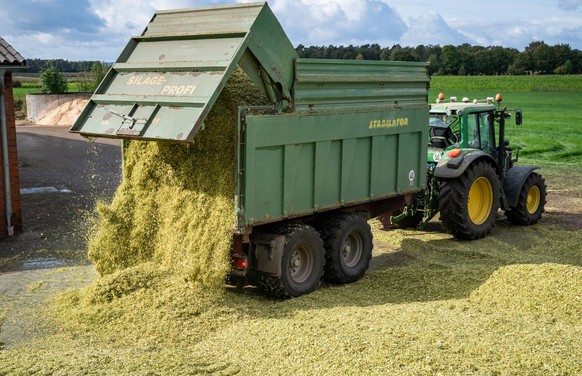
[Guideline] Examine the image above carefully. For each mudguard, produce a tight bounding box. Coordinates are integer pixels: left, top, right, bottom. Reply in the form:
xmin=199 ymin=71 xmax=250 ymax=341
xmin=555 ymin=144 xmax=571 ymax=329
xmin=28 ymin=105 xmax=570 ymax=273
xmin=434 ymin=151 xmax=497 ymax=179
xmin=248 ymin=233 xmax=286 ymax=276
xmin=504 ymin=166 xmax=540 ymax=208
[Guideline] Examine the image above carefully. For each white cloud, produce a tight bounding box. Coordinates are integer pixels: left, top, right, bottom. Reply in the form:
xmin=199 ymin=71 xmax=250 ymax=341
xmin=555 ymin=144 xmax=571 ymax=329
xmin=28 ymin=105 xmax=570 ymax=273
xmin=270 ymin=0 xmax=406 ymax=46
xmin=1 ymin=31 xmax=109 ymax=61
xmin=400 ymin=11 xmax=472 ymax=46
xmin=89 ymin=0 xmax=161 ymax=36
xmin=454 ymin=15 xmax=582 ymax=50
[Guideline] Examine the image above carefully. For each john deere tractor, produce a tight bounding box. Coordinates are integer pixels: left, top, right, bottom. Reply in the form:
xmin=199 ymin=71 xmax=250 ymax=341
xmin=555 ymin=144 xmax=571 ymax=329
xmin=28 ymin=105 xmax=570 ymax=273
xmin=392 ymin=93 xmax=547 ymax=239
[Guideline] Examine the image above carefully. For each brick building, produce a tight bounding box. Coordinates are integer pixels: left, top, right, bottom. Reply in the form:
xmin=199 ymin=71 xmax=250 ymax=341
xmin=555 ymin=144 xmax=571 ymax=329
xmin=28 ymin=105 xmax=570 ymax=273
xmin=0 ymin=37 xmax=26 ymax=236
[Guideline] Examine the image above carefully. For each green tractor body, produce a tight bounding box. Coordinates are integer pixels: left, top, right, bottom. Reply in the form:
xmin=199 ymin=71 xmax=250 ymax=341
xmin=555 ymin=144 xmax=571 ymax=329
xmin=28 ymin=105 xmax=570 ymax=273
xmin=392 ymin=94 xmax=547 ymax=239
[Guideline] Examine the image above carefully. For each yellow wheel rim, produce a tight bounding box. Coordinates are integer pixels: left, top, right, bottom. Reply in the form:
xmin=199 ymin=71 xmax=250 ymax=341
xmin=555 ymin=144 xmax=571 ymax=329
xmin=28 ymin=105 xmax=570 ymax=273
xmin=526 ymin=185 xmax=541 ymax=214
xmin=468 ymin=177 xmax=493 ymax=225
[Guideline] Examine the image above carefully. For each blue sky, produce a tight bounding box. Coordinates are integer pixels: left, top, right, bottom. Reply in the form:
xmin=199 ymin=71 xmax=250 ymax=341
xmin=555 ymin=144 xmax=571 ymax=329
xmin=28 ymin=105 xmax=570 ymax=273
xmin=1 ymin=0 xmax=581 ymax=61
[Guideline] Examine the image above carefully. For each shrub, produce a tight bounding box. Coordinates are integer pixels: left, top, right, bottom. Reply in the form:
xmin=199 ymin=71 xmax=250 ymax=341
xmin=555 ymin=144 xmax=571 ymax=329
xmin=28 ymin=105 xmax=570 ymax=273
xmin=40 ymin=62 xmax=68 ymax=94
xmin=76 ymin=62 xmax=107 ymax=92
xmin=13 ymin=98 xmax=26 ymax=120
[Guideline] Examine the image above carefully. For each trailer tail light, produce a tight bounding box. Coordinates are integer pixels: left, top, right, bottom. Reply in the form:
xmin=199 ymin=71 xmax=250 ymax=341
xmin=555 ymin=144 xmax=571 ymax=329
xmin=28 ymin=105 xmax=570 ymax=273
xmin=232 ymin=254 xmax=248 ymax=270
xmin=448 ymin=149 xmax=462 ymax=158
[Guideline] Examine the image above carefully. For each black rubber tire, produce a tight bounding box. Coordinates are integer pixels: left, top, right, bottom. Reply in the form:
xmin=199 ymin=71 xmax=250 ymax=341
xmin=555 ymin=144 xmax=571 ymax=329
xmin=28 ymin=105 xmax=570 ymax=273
xmin=506 ymin=172 xmax=547 ymax=225
xmin=319 ymin=213 xmax=373 ymax=284
xmin=258 ymin=224 xmax=324 ymax=298
xmin=439 ymin=161 xmax=500 ymax=240
xmin=390 ymin=209 xmax=423 ymax=229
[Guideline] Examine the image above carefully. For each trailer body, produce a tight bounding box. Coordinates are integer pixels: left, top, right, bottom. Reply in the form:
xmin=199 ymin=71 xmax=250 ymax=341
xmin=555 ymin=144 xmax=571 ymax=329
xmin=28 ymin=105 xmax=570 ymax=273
xmin=71 ymin=2 xmax=429 ymax=297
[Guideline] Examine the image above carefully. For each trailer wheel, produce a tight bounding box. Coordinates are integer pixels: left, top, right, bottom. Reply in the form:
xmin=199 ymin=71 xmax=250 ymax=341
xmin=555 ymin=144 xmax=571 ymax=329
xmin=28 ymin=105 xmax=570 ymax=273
xmin=258 ymin=224 xmax=324 ymax=298
xmin=320 ymin=213 xmax=373 ymax=284
xmin=439 ymin=160 xmax=500 ymax=240
xmin=506 ymin=172 xmax=546 ymax=225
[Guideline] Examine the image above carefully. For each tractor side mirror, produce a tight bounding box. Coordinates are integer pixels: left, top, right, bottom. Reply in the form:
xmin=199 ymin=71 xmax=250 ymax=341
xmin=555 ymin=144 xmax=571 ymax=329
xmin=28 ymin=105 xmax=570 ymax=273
xmin=515 ymin=109 xmax=523 ymax=125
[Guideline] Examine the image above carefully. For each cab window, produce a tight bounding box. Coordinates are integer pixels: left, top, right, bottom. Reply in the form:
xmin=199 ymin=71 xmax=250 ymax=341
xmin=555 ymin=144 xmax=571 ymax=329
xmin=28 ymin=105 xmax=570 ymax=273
xmin=466 ymin=114 xmax=479 ymax=148
xmin=479 ymin=112 xmax=495 ymax=153
xmin=465 ymin=112 xmax=495 ymax=152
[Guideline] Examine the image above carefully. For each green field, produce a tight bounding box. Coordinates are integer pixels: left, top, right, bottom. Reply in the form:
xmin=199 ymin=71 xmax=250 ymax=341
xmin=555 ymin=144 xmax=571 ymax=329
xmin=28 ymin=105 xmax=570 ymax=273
xmin=1 ymin=75 xmax=581 ymax=374
xmin=430 ymin=75 xmax=582 ymax=92
xmin=12 ymin=81 xmax=84 ymax=103
xmin=429 ymin=76 xmax=582 ymax=166
xmin=12 ymin=83 xmax=40 ymax=102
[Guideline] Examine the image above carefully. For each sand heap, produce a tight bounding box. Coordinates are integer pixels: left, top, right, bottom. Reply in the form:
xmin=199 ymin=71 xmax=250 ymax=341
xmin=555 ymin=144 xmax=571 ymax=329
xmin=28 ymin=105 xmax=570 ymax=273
xmin=34 ymin=99 xmax=88 ymax=126
xmin=86 ymin=69 xmax=267 ymax=303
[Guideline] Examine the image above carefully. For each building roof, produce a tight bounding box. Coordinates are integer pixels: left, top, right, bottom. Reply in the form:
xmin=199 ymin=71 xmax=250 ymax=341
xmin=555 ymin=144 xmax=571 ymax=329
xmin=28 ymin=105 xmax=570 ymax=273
xmin=0 ymin=37 xmax=26 ymax=67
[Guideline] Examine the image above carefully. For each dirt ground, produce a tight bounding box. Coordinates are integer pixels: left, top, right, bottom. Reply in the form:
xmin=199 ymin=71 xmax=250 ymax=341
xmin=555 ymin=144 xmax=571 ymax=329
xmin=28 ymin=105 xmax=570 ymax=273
xmin=0 ymin=124 xmax=580 ymax=353
xmin=0 ymin=125 xmax=121 ymax=271
xmin=0 ymin=125 xmax=120 ymax=348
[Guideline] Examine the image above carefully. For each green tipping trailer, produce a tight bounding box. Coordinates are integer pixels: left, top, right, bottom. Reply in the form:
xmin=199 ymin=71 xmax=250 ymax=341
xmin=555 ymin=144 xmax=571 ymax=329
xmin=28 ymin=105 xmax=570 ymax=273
xmin=71 ymin=2 xmax=429 ymax=298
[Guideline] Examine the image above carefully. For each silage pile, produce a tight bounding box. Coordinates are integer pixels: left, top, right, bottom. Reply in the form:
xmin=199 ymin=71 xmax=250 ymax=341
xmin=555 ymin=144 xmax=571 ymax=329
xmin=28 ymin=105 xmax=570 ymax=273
xmin=469 ymin=263 xmax=582 ymax=322
xmin=81 ymin=70 xmax=267 ymax=307
xmin=34 ymin=99 xmax=88 ymax=126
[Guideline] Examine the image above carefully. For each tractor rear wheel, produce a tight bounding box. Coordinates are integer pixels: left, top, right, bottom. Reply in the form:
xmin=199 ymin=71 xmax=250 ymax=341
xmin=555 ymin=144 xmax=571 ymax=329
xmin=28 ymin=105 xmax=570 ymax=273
xmin=439 ymin=161 xmax=500 ymax=240
xmin=506 ymin=172 xmax=546 ymax=225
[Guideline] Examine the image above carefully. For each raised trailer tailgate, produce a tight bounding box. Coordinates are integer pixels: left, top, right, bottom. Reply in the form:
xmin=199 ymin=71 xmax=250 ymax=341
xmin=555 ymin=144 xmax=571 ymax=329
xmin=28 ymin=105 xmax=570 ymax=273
xmin=70 ymin=2 xmax=296 ymax=142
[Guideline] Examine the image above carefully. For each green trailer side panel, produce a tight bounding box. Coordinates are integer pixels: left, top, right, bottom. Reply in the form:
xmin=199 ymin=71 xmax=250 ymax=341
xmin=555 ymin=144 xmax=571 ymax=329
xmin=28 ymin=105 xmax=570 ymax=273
xmin=314 ymin=140 xmax=341 ymax=208
xmin=283 ymin=143 xmax=315 ymax=215
xmin=70 ymin=2 xmax=297 ymax=142
xmin=252 ymin=146 xmax=284 ymax=218
xmin=371 ymin=135 xmax=397 ymax=195
xmin=238 ymin=108 xmax=428 ymax=227
xmin=341 ymin=138 xmax=371 ymax=202
xmin=294 ymin=59 xmax=430 ymax=113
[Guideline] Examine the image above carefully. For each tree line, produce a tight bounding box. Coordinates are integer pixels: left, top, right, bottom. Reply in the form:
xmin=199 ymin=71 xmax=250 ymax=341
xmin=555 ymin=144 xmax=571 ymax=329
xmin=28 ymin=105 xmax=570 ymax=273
xmin=25 ymin=59 xmax=110 ymax=74
xmin=25 ymin=40 xmax=582 ymax=77
xmin=296 ymin=41 xmax=582 ymax=75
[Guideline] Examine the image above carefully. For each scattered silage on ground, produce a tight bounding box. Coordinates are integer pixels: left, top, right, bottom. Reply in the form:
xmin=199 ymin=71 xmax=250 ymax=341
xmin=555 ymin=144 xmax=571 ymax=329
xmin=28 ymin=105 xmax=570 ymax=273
xmin=2 ymin=223 xmax=581 ymax=375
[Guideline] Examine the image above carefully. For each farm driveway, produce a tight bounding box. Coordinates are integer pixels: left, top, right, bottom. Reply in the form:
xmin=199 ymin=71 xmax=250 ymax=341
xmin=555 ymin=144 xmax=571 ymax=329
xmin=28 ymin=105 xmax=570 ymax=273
xmin=0 ymin=125 xmax=121 ymax=271
xmin=0 ymin=125 xmax=121 ymax=348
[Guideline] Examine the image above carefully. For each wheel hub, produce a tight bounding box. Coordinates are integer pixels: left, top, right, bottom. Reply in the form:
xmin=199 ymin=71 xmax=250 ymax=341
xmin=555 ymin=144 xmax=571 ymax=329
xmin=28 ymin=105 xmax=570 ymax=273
xmin=341 ymin=233 xmax=363 ymax=268
xmin=289 ymin=246 xmax=313 ymax=283
xmin=468 ymin=176 xmax=493 ymax=225
xmin=527 ymin=185 xmax=541 ymax=214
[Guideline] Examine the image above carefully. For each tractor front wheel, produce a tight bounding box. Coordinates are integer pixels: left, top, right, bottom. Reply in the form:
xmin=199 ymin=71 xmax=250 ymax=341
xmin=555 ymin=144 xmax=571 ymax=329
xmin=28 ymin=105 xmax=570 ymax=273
xmin=506 ymin=172 xmax=546 ymax=225
xmin=439 ymin=161 xmax=500 ymax=240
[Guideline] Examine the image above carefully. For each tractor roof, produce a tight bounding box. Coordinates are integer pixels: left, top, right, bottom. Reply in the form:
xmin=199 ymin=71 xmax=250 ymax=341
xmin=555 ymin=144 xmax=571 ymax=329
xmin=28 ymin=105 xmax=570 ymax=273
xmin=430 ymin=101 xmax=496 ymax=114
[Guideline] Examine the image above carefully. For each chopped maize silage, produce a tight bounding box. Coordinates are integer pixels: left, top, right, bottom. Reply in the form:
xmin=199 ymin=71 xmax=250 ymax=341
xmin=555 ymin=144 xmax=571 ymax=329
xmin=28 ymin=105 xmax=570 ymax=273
xmin=2 ymin=218 xmax=582 ymax=374
xmin=86 ymin=69 xmax=267 ymax=302
xmin=469 ymin=263 xmax=581 ymax=322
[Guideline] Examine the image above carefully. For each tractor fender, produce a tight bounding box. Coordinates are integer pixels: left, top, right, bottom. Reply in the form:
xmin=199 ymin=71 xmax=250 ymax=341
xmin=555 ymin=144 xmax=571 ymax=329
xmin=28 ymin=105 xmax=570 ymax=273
xmin=504 ymin=166 xmax=540 ymax=208
xmin=434 ymin=151 xmax=497 ymax=179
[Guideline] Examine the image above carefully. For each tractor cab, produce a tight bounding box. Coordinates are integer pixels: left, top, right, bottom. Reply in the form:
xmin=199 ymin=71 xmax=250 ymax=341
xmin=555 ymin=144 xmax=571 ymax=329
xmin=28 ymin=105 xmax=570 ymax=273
xmin=429 ymin=95 xmax=498 ymax=156
xmin=428 ymin=93 xmax=524 ymax=172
